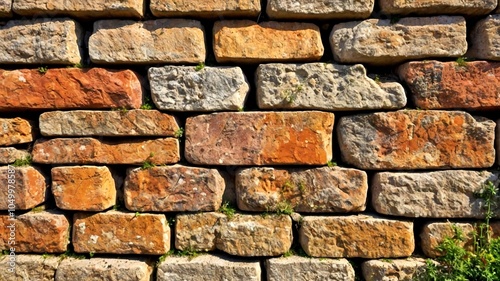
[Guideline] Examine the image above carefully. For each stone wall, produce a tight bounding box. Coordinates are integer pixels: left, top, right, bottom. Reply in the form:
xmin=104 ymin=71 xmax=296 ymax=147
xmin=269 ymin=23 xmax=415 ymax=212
xmin=0 ymin=0 xmax=499 ymax=280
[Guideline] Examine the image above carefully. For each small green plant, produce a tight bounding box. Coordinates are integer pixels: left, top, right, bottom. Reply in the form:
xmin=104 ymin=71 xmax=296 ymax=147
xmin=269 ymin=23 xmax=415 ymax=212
xmin=38 ymin=66 xmax=48 ymax=74
xmin=194 ymin=62 xmax=205 ymax=71
xmin=327 ymin=160 xmax=337 ymax=168
xmin=174 ymin=127 xmax=184 ymax=138
xmin=167 ymin=217 xmax=176 ymax=227
xmin=276 ymin=201 xmax=293 ymax=215
xmin=141 ymin=161 xmax=156 ymax=170
xmin=140 ymin=96 xmax=154 ymax=110
xmin=41 ymin=253 xmax=53 ymax=259
xmin=112 ymin=203 xmax=121 ymax=211
xmin=374 ymin=75 xmax=381 ymax=84
xmin=1 ymin=250 xmax=9 ymax=256
xmin=282 ymin=249 xmax=295 ymax=258
xmin=219 ymin=201 xmax=236 ymax=219
xmin=238 ymin=107 xmax=244 ymax=112
xmin=31 ymin=205 xmax=45 ymax=213
xmin=12 ymin=155 xmax=32 ymax=167
xmin=282 ymin=180 xmax=294 ymax=192
xmin=72 ymin=62 xmax=85 ymax=68
xmin=297 ymin=181 xmax=307 ymax=194
xmin=456 ymin=56 xmax=468 ymax=67
xmin=112 ymin=106 xmax=128 ymax=114
xmin=283 ymin=85 xmax=303 ymax=103
xmin=88 ymin=252 xmax=95 ymax=258
xmin=134 ymin=212 xmax=141 ymax=217
xmin=59 ymin=249 xmax=86 ymax=260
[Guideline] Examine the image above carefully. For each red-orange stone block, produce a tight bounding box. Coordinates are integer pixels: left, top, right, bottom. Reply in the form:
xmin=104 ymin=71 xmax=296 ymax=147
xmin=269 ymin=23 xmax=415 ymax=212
xmin=0 ymin=166 xmax=46 ymax=210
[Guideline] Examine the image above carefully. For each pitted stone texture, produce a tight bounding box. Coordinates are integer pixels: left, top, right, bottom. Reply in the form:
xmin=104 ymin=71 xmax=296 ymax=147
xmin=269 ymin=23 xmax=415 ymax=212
xmin=236 ymin=167 xmax=367 ymax=213
xmin=266 ymin=256 xmax=355 ymax=281
xmin=257 ymin=63 xmax=406 ymax=110
xmin=337 ymin=110 xmax=496 ymax=170
xmin=56 ymin=258 xmax=153 ymax=281
xmin=32 ymin=138 xmax=179 ymax=165
xmin=13 ymin=0 xmax=144 ymax=18
xmin=398 ymin=60 xmax=500 ymax=110
xmin=73 ymin=211 xmax=170 ymax=255
xmin=372 ymin=170 xmax=500 ymax=218
xmin=157 ymin=254 xmax=261 ymax=281
xmin=267 ymin=0 xmax=373 ymax=20
xmin=0 ymin=166 xmax=46 ymax=210
xmin=40 ymin=110 xmax=178 ymax=137
xmin=379 ymin=0 xmax=496 ymax=15
xmin=468 ymin=15 xmax=500 ymax=61
xmin=0 ymin=0 xmax=11 ymax=17
xmin=216 ymin=214 xmax=292 ymax=256
xmin=497 ymin=120 xmax=500 ymax=164
xmin=0 ymin=19 xmax=82 ymax=65
xmin=124 ymin=166 xmax=225 ymax=212
xmin=214 ymin=21 xmax=323 ymax=63
xmin=150 ymin=0 xmax=260 ymax=18
xmin=362 ymin=258 xmax=427 ymax=281
xmin=299 ymin=215 xmax=414 ymax=258
xmin=0 ymin=118 xmax=32 ymax=146
xmin=90 ymin=19 xmax=205 ymax=64
xmin=0 ymin=255 xmax=60 ymax=281
xmin=420 ymin=222 xmax=476 ymax=257
xmin=0 ymin=211 xmax=69 ymax=253
xmin=331 ymin=16 xmax=467 ymax=65
xmin=52 ymin=166 xmax=116 ymax=211
xmin=0 ymin=68 xmax=142 ymax=111
xmin=0 ymin=148 xmax=30 ymax=164
xmin=186 ymin=111 xmax=334 ymax=165
xmin=149 ymin=66 xmax=249 ymax=111
xmin=175 ymin=212 xmax=225 ymax=251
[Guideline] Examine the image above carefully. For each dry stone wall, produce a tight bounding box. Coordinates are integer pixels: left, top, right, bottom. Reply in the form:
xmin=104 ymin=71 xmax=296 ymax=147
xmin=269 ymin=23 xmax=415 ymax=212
xmin=0 ymin=0 xmax=499 ymax=280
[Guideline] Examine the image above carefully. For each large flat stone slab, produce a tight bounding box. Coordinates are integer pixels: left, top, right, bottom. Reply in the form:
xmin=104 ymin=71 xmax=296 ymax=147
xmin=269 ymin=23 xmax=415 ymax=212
xmin=150 ymin=0 xmax=260 ymax=18
xmin=266 ymin=256 xmax=355 ymax=281
xmin=266 ymin=0 xmax=373 ymax=20
xmin=379 ymin=0 xmax=496 ymax=15
xmin=56 ymin=258 xmax=152 ymax=281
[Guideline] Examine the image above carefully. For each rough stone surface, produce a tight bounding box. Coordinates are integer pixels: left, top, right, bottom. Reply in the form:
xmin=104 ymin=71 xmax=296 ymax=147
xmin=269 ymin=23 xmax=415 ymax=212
xmin=73 ymin=211 xmax=170 ymax=255
xmin=13 ymin=0 xmax=143 ymax=18
xmin=0 ymin=68 xmax=142 ymax=111
xmin=216 ymin=214 xmax=292 ymax=256
xmin=331 ymin=16 xmax=467 ymax=65
xmin=0 ymin=211 xmax=70 ymax=253
xmin=337 ymin=110 xmax=496 ymax=170
xmin=256 ymin=63 xmax=406 ymax=110
xmin=468 ymin=15 xmax=500 ymax=61
xmin=0 ymin=255 xmax=60 ymax=281
xmin=0 ymin=148 xmax=30 ymax=164
xmin=299 ymin=215 xmax=414 ymax=258
xmin=267 ymin=0 xmax=373 ymax=20
xmin=150 ymin=0 xmax=260 ymax=18
xmin=52 ymin=166 xmax=116 ymax=211
xmin=175 ymin=212 xmax=225 ymax=251
xmin=89 ymin=19 xmax=205 ymax=64
xmin=40 ymin=110 xmax=178 ymax=137
xmin=32 ymin=138 xmax=180 ymax=165
xmin=379 ymin=0 xmax=496 ymax=15
xmin=0 ymin=118 xmax=32 ymax=146
xmin=498 ymin=119 xmax=500 ymax=164
xmin=362 ymin=258 xmax=427 ymax=281
xmin=157 ymin=254 xmax=261 ymax=281
xmin=0 ymin=166 xmax=46 ymax=210
xmin=124 ymin=166 xmax=225 ymax=212
xmin=213 ymin=21 xmax=323 ymax=63
xmin=56 ymin=258 xmax=153 ymax=281
xmin=0 ymin=19 xmax=82 ymax=65
xmin=236 ymin=167 xmax=368 ymax=213
xmin=149 ymin=66 xmax=249 ymax=111
xmin=185 ymin=111 xmax=334 ymax=165
xmin=372 ymin=170 xmax=500 ymax=218
xmin=398 ymin=60 xmax=500 ymax=110
xmin=266 ymin=256 xmax=355 ymax=281
xmin=0 ymin=0 xmax=11 ymax=17
xmin=420 ymin=222 xmax=476 ymax=257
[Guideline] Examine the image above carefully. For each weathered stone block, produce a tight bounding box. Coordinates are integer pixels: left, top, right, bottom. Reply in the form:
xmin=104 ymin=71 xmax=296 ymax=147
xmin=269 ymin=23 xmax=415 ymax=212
xmin=56 ymin=258 xmax=153 ymax=281
xmin=0 ymin=148 xmax=30 ymax=164
xmin=337 ymin=110 xmax=496 ymax=170
xmin=331 ymin=16 xmax=467 ymax=65
xmin=236 ymin=167 xmax=367 ymax=213
xmin=256 ymin=63 xmax=406 ymax=110
xmin=72 ymin=211 xmax=170 ymax=255
xmin=157 ymin=254 xmax=261 ymax=281
xmin=40 ymin=110 xmax=178 ymax=137
xmin=52 ymin=166 xmax=116 ymax=211
xmin=0 ymin=68 xmax=142 ymax=111
xmin=497 ymin=119 xmax=500 ymax=164
xmin=398 ymin=60 xmax=500 ymax=110
xmin=299 ymin=215 xmax=414 ymax=258
xmin=0 ymin=255 xmax=60 ymax=281
xmin=420 ymin=222 xmax=475 ymax=257
xmin=149 ymin=66 xmax=249 ymax=111
xmin=0 ymin=118 xmax=32 ymax=146
xmin=32 ymin=138 xmax=179 ymax=165
xmin=468 ymin=15 xmax=500 ymax=61
xmin=150 ymin=0 xmax=260 ymax=18
xmin=372 ymin=170 xmax=500 ymax=218
xmin=267 ymin=0 xmax=373 ymax=20
xmin=379 ymin=0 xmax=496 ymax=15
xmin=185 ymin=111 xmax=334 ymax=165
xmin=175 ymin=212 xmax=225 ymax=251
xmin=89 ymin=19 xmax=205 ymax=64
xmin=216 ymin=214 xmax=292 ymax=256
xmin=0 ymin=166 xmax=46 ymax=210
xmin=0 ymin=211 xmax=69 ymax=253
xmin=0 ymin=19 xmax=82 ymax=65
xmin=0 ymin=0 xmax=11 ymax=17
xmin=362 ymin=258 xmax=427 ymax=281
xmin=124 ymin=166 xmax=225 ymax=212
xmin=214 ymin=21 xmax=323 ymax=63
xmin=266 ymin=256 xmax=355 ymax=281
xmin=13 ymin=0 xmax=144 ymax=18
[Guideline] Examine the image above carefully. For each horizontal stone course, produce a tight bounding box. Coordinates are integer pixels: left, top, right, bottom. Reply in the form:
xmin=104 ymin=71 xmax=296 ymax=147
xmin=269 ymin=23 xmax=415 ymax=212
xmin=266 ymin=256 xmax=355 ymax=281
xmin=0 ymin=166 xmax=46 ymax=210
xmin=267 ymin=0 xmax=373 ymax=20
xmin=379 ymin=0 xmax=497 ymax=15
xmin=0 ymin=118 xmax=32 ymax=146
xmin=0 ymin=255 xmax=60 ymax=281
xmin=362 ymin=258 xmax=427 ymax=281
xmin=0 ymin=148 xmax=30 ymax=164
xmin=468 ymin=15 xmax=500 ymax=61
xmin=0 ymin=68 xmax=142 ymax=111
xmin=150 ymin=0 xmax=260 ymax=18
xmin=56 ymin=258 xmax=152 ymax=281
xmin=213 ymin=21 xmax=323 ymax=63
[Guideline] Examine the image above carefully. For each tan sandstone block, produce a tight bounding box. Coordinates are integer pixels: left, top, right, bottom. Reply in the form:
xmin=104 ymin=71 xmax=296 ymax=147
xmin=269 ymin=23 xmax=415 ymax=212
xmin=379 ymin=0 xmax=496 ymax=15
xmin=468 ymin=15 xmax=500 ymax=61
xmin=267 ymin=0 xmax=373 ymax=20
xmin=0 ymin=0 xmax=11 ymax=17
xmin=150 ymin=0 xmax=260 ymax=18
xmin=56 ymin=258 xmax=153 ymax=281
xmin=0 ymin=118 xmax=32 ymax=146
xmin=362 ymin=258 xmax=427 ymax=281
xmin=0 ymin=166 xmax=46 ymax=210
xmin=0 ymin=255 xmax=60 ymax=281
xmin=175 ymin=212 xmax=225 ymax=251
xmin=266 ymin=256 xmax=355 ymax=281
